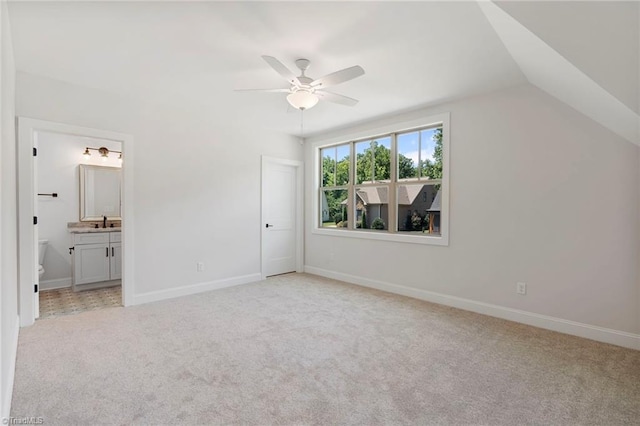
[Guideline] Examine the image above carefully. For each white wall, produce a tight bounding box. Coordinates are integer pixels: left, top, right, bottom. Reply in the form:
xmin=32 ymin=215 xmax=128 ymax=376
xmin=0 ymin=0 xmax=17 ymax=418
xmin=305 ymin=84 xmax=640 ymax=342
xmin=37 ymin=132 xmax=121 ymax=289
xmin=16 ymin=72 xmax=303 ymax=300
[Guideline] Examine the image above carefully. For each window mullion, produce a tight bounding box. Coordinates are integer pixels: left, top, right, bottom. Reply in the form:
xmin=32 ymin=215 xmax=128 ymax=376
xmin=390 ymin=132 xmax=397 ymax=233
xmin=418 ymin=129 xmax=422 ymax=179
xmin=333 ymin=148 xmax=337 ymax=188
xmin=370 ymin=140 xmax=375 ymax=183
xmin=348 ymin=141 xmax=355 ymax=230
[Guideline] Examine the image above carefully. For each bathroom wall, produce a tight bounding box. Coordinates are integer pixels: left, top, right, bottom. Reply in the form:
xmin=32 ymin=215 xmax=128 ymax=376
xmin=37 ymin=131 xmax=121 ymax=290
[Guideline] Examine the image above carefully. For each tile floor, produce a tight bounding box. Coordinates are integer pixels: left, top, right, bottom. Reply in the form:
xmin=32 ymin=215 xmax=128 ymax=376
xmin=39 ymin=286 xmax=122 ymax=320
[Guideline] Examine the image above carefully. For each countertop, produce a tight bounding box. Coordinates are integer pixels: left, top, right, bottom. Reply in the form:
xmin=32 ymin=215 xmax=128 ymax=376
xmin=68 ymin=227 xmax=121 ymax=234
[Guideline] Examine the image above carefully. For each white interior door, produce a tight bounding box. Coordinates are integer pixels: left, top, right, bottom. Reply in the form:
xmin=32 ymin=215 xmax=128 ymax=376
xmin=33 ymin=137 xmax=39 ymax=318
xmin=262 ymin=158 xmax=302 ymax=277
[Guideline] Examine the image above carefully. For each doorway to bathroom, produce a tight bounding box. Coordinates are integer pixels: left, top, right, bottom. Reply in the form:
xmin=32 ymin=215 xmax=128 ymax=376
xmin=37 ymin=132 xmax=122 ymax=319
xmin=17 ymin=118 xmax=134 ymax=326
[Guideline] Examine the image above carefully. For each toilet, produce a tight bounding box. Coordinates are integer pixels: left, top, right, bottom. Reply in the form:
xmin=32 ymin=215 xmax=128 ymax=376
xmin=38 ymin=239 xmax=48 ymax=279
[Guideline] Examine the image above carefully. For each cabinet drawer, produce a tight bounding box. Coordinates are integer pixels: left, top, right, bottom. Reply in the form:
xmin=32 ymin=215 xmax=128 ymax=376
xmin=110 ymin=232 xmax=121 ymax=243
xmin=73 ymin=233 xmax=109 ymax=245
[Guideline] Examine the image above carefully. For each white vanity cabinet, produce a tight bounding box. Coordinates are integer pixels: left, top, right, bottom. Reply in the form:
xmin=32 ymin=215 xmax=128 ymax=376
xmin=109 ymin=232 xmax=122 ymax=280
xmin=72 ymin=231 xmax=121 ymax=290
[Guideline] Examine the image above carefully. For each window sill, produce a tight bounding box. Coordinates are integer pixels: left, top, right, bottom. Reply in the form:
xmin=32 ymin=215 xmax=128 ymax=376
xmin=311 ymin=227 xmax=449 ymax=246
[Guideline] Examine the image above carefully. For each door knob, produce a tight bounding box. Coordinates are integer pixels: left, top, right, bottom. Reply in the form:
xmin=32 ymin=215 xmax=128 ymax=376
xmin=265 ymin=223 xmax=273 ymax=228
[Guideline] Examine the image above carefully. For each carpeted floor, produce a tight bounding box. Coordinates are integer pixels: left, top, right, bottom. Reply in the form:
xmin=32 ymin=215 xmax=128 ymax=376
xmin=11 ymin=273 xmax=640 ymax=425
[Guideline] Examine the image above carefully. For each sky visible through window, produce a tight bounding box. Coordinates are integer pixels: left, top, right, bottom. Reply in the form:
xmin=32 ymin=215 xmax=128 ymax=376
xmin=355 ymin=137 xmax=391 ymax=155
xmin=328 ymin=131 xmax=436 ymax=166
xmin=397 ymin=128 xmax=437 ymax=166
xmin=324 ymin=129 xmax=438 ymax=185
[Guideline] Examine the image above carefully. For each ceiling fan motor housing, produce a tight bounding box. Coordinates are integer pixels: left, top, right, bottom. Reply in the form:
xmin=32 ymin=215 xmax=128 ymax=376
xmin=295 ymin=76 xmax=313 ymax=88
xmin=295 ymin=58 xmax=311 ymax=73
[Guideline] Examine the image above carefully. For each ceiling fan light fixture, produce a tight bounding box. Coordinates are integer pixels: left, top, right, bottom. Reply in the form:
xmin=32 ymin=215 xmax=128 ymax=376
xmin=287 ymin=90 xmax=318 ymax=111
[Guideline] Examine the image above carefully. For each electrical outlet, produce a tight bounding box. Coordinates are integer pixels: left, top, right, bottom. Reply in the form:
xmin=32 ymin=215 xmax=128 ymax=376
xmin=197 ymin=262 xmax=204 ymax=272
xmin=516 ymin=282 xmax=527 ymax=295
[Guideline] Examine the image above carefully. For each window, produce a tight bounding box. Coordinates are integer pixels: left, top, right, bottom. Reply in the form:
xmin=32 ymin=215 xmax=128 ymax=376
xmin=320 ymin=144 xmax=350 ymax=228
xmin=355 ymin=185 xmax=388 ymax=230
xmin=315 ymin=115 xmax=449 ymax=245
xmin=355 ymin=137 xmax=391 ymax=184
xmin=396 ymin=127 xmax=442 ymax=235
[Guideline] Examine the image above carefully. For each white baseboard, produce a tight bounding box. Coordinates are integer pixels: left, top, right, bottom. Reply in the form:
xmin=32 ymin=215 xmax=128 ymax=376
xmin=40 ymin=277 xmax=72 ymax=291
xmin=133 ymin=273 xmax=262 ymax=305
xmin=304 ymin=266 xmax=640 ymax=351
xmin=1 ymin=316 xmax=20 ymax=420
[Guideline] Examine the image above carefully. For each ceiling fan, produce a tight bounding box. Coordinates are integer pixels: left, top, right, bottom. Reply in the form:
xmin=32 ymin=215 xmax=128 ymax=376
xmin=237 ymin=56 xmax=365 ymax=111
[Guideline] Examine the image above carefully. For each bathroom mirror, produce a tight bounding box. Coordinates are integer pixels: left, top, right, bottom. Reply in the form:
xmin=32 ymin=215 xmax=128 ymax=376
xmin=79 ymin=164 xmax=122 ymax=221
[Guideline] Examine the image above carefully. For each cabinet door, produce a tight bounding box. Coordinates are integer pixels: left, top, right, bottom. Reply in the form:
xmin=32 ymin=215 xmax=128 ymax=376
xmin=74 ymin=243 xmax=110 ymax=285
xmin=110 ymin=242 xmax=122 ymax=280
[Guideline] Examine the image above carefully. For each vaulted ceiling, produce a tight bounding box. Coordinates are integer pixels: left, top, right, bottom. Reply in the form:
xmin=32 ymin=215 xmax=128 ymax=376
xmin=7 ymin=1 xmax=639 ymax=141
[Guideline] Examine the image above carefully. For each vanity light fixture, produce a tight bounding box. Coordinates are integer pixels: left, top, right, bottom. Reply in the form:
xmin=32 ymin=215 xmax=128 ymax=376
xmin=82 ymin=146 xmax=123 ymax=162
xmin=99 ymin=147 xmax=109 ymax=162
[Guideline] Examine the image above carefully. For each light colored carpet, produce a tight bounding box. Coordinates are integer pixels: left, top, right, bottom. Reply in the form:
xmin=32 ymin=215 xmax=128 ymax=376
xmin=39 ymin=286 xmax=121 ymax=319
xmin=11 ymin=273 xmax=640 ymax=425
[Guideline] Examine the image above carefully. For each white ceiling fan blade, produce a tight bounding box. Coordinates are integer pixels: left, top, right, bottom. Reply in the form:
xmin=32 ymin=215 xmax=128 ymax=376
xmin=315 ymin=90 xmax=359 ymax=107
xmin=262 ymin=55 xmax=301 ymax=86
xmin=234 ymin=88 xmax=290 ymax=93
xmin=311 ymin=65 xmax=364 ymax=89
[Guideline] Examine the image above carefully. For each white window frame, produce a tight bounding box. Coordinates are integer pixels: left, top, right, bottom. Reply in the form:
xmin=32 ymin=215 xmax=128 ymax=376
xmin=312 ymin=113 xmax=450 ymax=246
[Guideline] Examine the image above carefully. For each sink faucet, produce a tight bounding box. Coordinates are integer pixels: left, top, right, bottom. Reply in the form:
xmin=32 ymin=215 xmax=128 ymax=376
xmin=103 ymin=215 xmax=107 ymax=228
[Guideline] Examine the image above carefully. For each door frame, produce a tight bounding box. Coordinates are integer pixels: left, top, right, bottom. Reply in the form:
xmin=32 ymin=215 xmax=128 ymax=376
xmin=17 ymin=117 xmax=135 ymax=326
xmin=260 ymin=156 xmax=304 ymax=280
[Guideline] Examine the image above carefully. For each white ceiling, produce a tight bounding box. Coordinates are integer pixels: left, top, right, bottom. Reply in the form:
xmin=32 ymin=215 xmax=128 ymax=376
xmin=8 ymin=1 xmax=527 ymax=136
